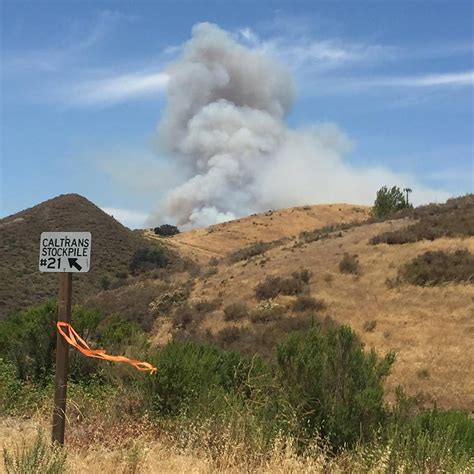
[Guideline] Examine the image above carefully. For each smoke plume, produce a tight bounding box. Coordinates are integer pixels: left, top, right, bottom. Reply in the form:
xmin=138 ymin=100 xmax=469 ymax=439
xmin=152 ymin=23 xmax=446 ymax=228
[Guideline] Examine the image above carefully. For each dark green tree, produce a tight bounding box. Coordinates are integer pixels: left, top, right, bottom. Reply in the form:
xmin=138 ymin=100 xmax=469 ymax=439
xmin=372 ymin=186 xmax=411 ymax=218
xmin=154 ymin=224 xmax=180 ymax=237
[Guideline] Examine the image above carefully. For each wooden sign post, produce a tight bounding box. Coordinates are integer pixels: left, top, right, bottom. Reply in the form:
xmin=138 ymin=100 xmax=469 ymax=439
xmin=52 ymin=273 xmax=72 ymax=445
xmin=39 ymin=232 xmax=91 ymax=445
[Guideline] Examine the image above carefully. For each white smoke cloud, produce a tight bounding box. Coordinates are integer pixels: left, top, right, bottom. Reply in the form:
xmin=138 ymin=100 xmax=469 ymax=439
xmin=150 ymin=23 xmax=448 ymax=228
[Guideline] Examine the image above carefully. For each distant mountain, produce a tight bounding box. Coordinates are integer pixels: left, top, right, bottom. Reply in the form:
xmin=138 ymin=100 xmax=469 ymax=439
xmin=0 ymin=194 xmax=159 ymax=319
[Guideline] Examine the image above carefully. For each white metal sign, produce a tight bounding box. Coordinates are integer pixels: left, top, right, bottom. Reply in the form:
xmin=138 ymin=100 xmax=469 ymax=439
xmin=39 ymin=232 xmax=91 ymax=273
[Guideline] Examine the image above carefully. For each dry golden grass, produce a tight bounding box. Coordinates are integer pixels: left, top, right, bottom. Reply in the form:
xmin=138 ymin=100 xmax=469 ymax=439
xmin=0 ymin=417 xmax=331 ymax=473
xmin=145 ymin=203 xmax=370 ymax=262
xmin=146 ymin=210 xmax=474 ymax=411
xmin=0 ymin=416 xmax=407 ymax=474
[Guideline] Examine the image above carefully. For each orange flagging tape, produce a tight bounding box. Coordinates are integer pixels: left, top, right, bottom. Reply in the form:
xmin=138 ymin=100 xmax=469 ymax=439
xmin=56 ymin=321 xmax=157 ymax=374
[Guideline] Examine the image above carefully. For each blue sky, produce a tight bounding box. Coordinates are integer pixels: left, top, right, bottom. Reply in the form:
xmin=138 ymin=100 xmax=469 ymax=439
xmin=1 ymin=0 xmax=473 ymax=228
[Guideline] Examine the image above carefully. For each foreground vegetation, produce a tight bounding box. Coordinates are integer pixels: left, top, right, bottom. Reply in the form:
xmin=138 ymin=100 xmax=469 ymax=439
xmin=1 ymin=301 xmax=473 ymax=473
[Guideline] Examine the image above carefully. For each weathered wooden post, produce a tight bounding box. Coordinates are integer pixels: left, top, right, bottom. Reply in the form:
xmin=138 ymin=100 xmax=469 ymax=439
xmin=39 ymin=231 xmax=91 ymax=445
xmin=52 ymin=272 xmax=72 ymax=445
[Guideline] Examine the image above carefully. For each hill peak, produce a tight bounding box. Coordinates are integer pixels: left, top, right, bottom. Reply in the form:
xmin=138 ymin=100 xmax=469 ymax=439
xmin=0 ymin=193 xmax=150 ymax=319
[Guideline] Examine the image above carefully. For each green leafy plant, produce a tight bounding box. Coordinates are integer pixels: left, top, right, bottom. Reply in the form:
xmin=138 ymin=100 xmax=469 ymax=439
xmin=141 ymin=341 xmax=269 ymax=418
xmin=0 ymin=302 xmax=103 ymax=383
xmin=276 ymin=325 xmax=395 ymax=450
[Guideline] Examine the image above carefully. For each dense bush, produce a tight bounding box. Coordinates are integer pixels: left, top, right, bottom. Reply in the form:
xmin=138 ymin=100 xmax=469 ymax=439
xmin=172 ymin=300 xmax=217 ymax=330
xmin=292 ymin=295 xmax=325 ymax=313
xmin=299 ymin=222 xmax=355 ymax=244
xmin=141 ymin=340 xmax=270 ymax=417
xmin=100 ymin=319 xmax=146 ymax=349
xmin=399 ymin=249 xmax=474 ymax=285
xmin=370 ymin=193 xmax=474 ymax=244
xmin=372 ymin=186 xmax=411 ymax=219
xmin=339 ymin=253 xmax=360 ymax=274
xmin=255 ymin=271 xmax=310 ymax=300
xmin=228 ymin=241 xmax=272 ymax=263
xmin=153 ymin=224 xmax=180 ymax=237
xmin=0 ymin=300 xmax=57 ymax=382
xmin=0 ymin=301 xmax=145 ymax=383
xmin=140 ymin=326 xmax=398 ymax=451
xmin=223 ymin=302 xmax=249 ymax=321
xmin=216 ymin=326 xmax=244 ymax=344
xmin=0 ymin=358 xmax=24 ymax=412
xmin=129 ymin=247 xmax=169 ymax=275
xmin=276 ymin=326 xmax=395 ymax=449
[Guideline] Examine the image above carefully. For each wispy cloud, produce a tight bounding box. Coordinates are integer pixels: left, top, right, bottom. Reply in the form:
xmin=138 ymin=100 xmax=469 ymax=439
xmin=300 ymin=70 xmax=474 ymax=98
xmin=375 ymin=71 xmax=474 ymax=87
xmin=65 ymin=71 xmax=169 ymax=107
xmin=236 ymin=27 xmax=396 ymax=71
xmin=233 ymin=23 xmax=473 ymax=100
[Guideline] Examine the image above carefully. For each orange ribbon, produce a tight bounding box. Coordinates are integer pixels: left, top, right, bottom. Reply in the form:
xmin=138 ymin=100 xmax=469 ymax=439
xmin=56 ymin=321 xmax=157 ymax=374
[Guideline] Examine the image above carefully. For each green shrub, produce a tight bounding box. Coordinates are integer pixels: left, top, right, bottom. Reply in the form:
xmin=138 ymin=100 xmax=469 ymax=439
xmin=100 ymin=319 xmax=146 ymax=349
xmin=3 ymin=430 xmax=66 ymax=474
xmin=129 ymin=247 xmax=169 ymax=275
xmin=0 ymin=301 xmax=57 ymax=382
xmin=223 ymin=302 xmax=249 ymax=321
xmin=141 ymin=341 xmax=269 ymax=417
xmin=276 ymin=325 xmax=395 ymax=450
xmin=0 ymin=302 xmax=104 ymax=383
xmin=339 ymin=253 xmax=359 ymax=274
xmin=0 ymin=358 xmax=23 ymax=412
xmin=399 ymin=249 xmax=474 ymax=285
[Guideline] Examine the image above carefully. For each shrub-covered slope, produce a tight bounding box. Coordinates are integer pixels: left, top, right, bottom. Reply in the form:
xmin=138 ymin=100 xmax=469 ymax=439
xmin=0 ymin=194 xmax=172 ymax=319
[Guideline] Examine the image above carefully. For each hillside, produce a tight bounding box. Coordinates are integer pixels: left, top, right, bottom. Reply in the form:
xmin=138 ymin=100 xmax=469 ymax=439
xmin=145 ymin=203 xmax=370 ymax=262
xmin=92 ymin=196 xmax=474 ymax=411
xmin=0 ymin=194 xmax=166 ymax=320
